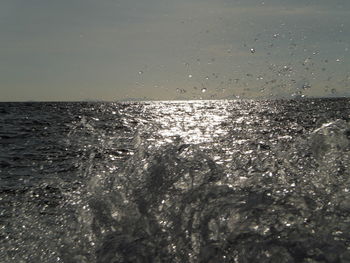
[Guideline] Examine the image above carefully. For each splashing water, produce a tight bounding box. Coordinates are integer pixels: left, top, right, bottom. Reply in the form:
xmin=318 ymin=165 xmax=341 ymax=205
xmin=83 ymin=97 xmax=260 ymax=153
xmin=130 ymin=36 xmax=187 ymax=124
xmin=1 ymin=99 xmax=350 ymax=262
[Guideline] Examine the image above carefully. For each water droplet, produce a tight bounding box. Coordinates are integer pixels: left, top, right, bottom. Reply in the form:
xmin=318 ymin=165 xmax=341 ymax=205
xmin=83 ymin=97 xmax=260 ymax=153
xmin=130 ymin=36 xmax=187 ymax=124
xmin=336 ymin=58 xmax=341 ymax=62
xmin=138 ymin=71 xmax=143 ymax=75
xmin=303 ymin=58 xmax=310 ymax=65
xmin=301 ymin=82 xmax=311 ymax=89
xmin=188 ymin=74 xmax=193 ymax=78
xmin=201 ymin=87 xmax=207 ymax=93
xmin=250 ymin=48 xmax=256 ymax=54
xmin=176 ymin=88 xmax=187 ymax=93
xmin=205 ymin=76 xmax=209 ymax=80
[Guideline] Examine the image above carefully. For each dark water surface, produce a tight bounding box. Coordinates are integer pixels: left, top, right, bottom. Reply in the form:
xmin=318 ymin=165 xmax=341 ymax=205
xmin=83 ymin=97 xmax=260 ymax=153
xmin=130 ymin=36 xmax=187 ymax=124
xmin=1 ymin=99 xmax=350 ymax=262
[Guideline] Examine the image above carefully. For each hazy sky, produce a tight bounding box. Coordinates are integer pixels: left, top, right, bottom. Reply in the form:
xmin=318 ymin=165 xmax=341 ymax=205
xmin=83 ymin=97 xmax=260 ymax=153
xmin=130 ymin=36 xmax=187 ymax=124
xmin=1 ymin=0 xmax=349 ymax=101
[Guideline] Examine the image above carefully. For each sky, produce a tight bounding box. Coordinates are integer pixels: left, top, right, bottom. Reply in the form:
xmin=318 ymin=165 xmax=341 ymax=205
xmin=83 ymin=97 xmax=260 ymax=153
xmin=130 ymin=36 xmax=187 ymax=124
xmin=0 ymin=0 xmax=349 ymax=101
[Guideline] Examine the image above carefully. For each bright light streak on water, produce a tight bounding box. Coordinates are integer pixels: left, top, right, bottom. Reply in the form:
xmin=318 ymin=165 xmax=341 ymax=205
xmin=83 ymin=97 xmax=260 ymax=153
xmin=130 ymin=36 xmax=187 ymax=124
xmin=1 ymin=99 xmax=350 ymax=262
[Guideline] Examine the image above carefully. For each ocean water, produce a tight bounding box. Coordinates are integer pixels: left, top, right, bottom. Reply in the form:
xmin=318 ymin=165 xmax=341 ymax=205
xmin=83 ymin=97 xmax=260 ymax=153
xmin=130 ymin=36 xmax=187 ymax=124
xmin=1 ymin=98 xmax=350 ymax=263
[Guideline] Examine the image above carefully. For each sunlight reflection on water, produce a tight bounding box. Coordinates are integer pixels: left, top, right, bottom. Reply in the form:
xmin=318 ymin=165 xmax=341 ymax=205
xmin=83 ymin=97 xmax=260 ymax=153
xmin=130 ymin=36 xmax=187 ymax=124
xmin=144 ymin=100 xmax=231 ymax=145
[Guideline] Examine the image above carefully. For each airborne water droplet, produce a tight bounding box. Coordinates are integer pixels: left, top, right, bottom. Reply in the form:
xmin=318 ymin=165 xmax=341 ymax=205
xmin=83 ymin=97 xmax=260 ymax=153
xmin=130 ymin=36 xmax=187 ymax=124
xmin=250 ymin=48 xmax=256 ymax=54
xmin=138 ymin=71 xmax=143 ymax=75
xmin=201 ymin=87 xmax=207 ymax=93
xmin=302 ymin=83 xmax=311 ymax=89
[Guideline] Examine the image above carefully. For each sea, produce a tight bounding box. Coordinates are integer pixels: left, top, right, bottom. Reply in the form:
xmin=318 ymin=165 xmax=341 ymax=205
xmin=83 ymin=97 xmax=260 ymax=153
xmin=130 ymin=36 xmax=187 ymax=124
xmin=1 ymin=98 xmax=350 ymax=263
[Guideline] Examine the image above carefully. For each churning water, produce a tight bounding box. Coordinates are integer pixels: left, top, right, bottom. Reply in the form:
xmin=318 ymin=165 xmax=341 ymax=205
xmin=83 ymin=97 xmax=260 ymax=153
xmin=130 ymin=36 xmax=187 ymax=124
xmin=1 ymin=98 xmax=350 ymax=263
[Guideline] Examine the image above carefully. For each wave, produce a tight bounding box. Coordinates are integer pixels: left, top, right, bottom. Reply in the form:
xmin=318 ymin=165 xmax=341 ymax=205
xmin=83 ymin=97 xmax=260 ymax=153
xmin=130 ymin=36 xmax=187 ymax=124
xmin=2 ymin=102 xmax=350 ymax=262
